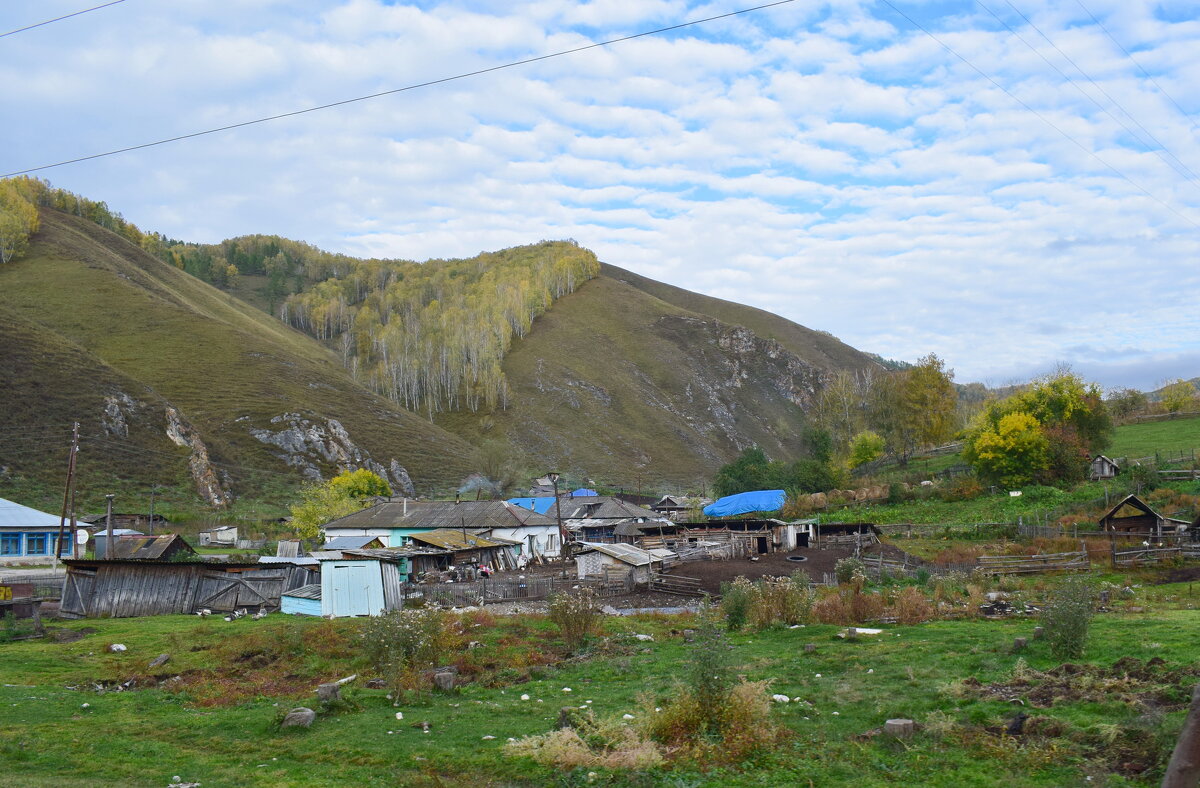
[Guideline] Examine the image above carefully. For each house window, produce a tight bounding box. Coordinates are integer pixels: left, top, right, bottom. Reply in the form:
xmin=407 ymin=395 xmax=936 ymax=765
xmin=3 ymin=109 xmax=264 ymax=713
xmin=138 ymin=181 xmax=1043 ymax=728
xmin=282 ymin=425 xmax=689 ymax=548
xmin=25 ymin=533 xmax=48 ymax=555
xmin=0 ymin=533 xmax=20 ymax=555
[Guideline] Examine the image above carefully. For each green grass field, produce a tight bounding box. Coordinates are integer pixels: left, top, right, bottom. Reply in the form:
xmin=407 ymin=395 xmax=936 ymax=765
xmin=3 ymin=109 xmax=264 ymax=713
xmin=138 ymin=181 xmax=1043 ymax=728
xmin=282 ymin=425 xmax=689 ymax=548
xmin=1109 ymin=416 xmax=1200 ymax=461
xmin=1 ymin=576 xmax=1197 ymax=787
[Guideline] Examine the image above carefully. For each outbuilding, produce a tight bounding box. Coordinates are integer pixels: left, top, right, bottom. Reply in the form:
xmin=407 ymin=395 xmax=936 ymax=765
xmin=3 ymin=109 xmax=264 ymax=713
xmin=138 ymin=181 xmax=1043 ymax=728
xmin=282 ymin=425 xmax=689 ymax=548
xmin=1090 ymin=455 xmax=1120 ymax=481
xmin=574 ymin=543 xmax=671 ymax=583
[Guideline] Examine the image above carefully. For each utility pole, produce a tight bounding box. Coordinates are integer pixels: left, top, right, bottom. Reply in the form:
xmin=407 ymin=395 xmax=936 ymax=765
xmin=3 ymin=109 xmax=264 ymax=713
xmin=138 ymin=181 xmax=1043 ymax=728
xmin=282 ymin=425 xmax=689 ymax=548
xmin=549 ymin=471 xmax=566 ymax=558
xmin=55 ymin=422 xmax=79 ymax=568
xmin=103 ymin=493 xmax=115 ymax=560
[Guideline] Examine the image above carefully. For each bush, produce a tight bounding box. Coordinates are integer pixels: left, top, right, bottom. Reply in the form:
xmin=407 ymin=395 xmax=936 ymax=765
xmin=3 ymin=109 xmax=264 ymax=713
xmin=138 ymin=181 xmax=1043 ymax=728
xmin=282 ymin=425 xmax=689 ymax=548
xmin=547 ymin=587 xmax=602 ymax=651
xmin=834 ymin=556 xmax=866 ymax=585
xmin=507 ymin=709 xmax=665 ymax=770
xmin=1128 ymin=462 xmax=1160 ymax=493
xmin=747 ymin=576 xmax=814 ymax=629
xmin=1041 ymin=574 xmax=1095 ymax=659
xmin=360 ymin=607 xmax=452 ymax=698
xmin=720 ymin=577 xmax=754 ymax=632
xmin=938 ymin=475 xmax=983 ymax=502
xmin=893 ymin=586 xmax=934 ymax=624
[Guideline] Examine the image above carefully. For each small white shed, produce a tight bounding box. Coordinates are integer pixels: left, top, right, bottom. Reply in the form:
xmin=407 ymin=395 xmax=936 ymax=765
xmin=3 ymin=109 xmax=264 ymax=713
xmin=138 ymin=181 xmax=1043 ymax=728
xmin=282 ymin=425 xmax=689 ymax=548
xmin=574 ymin=543 xmax=667 ymax=583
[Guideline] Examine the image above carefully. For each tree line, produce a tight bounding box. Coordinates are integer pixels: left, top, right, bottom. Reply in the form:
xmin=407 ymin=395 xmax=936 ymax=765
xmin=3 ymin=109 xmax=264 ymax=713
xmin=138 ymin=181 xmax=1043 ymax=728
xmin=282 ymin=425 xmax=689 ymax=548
xmin=2 ymin=177 xmax=600 ymax=418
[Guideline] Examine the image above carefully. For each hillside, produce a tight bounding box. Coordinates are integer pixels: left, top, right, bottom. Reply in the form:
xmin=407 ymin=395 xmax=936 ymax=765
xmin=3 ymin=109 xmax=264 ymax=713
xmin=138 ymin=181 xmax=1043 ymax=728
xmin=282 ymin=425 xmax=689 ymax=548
xmin=436 ymin=270 xmax=883 ymax=487
xmin=0 ymin=208 xmax=478 ymax=512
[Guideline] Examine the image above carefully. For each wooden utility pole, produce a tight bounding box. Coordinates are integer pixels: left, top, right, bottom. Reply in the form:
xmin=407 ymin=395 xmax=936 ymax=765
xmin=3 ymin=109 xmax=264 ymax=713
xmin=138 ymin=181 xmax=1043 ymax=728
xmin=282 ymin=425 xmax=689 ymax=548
xmin=103 ymin=493 xmax=115 ymax=560
xmin=55 ymin=422 xmax=79 ymax=568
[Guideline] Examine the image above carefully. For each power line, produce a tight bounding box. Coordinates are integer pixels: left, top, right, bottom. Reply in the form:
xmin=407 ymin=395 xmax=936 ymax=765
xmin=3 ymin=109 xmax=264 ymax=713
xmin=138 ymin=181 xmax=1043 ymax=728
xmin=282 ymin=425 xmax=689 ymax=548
xmin=876 ymin=0 xmax=1200 ymax=230
xmin=1073 ymin=0 xmax=1197 ymax=132
xmin=1 ymin=0 xmax=799 ymax=178
xmin=0 ymin=0 xmax=127 ymax=39
xmin=986 ymin=0 xmax=1200 ymax=186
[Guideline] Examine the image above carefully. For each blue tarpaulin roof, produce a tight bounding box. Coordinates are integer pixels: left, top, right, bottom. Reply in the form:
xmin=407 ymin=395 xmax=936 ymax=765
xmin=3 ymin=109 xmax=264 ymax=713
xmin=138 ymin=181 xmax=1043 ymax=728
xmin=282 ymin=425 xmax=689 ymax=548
xmin=507 ymin=497 xmax=557 ymax=515
xmin=571 ymin=488 xmax=598 ymax=497
xmin=702 ymin=490 xmax=786 ymax=517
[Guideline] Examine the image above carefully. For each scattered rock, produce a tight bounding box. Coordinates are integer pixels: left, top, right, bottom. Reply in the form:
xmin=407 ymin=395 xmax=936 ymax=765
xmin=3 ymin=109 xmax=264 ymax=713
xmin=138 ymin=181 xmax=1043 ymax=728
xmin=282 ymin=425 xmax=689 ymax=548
xmin=482 ymin=735 xmax=496 ymax=740
xmin=804 ymin=644 xmax=816 ymax=653
xmin=432 ymin=672 xmax=456 ymax=692
xmin=634 ymin=634 xmax=654 ymax=642
xmin=395 ymin=712 xmax=404 ymax=720
xmin=108 ymin=644 xmax=127 ymax=653
xmin=281 ymin=707 xmax=316 ymax=729
xmin=600 ymin=605 xmax=620 ymax=616
xmin=1032 ymin=626 xmax=1045 ymax=640
xmin=365 ymin=678 xmax=387 ymax=689
xmin=1013 ymin=637 xmax=1028 ymax=652
xmin=772 ymin=694 xmax=790 ymax=703
xmin=316 ymin=683 xmax=341 ymax=702
xmin=148 ymin=654 xmax=170 ymax=669
xmin=681 ymin=629 xmax=696 ymax=642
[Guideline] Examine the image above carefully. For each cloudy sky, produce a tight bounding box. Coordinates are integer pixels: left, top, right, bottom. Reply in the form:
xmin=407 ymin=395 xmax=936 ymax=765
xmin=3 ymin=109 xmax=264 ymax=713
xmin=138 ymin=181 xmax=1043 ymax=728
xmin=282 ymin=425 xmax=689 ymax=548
xmin=3 ymin=0 xmax=1198 ymax=390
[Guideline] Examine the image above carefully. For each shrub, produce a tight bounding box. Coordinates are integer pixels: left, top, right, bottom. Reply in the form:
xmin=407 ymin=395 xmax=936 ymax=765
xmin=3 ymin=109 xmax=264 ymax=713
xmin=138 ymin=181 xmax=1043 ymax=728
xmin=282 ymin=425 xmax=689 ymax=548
xmin=1128 ymin=462 xmax=1160 ymax=493
xmin=834 ymin=556 xmax=867 ymax=585
xmin=720 ymin=577 xmax=754 ymax=632
xmin=547 ymin=587 xmax=602 ymax=651
xmin=893 ymin=586 xmax=934 ymax=624
xmin=938 ymin=475 xmax=983 ymax=502
xmin=748 ymin=577 xmax=814 ymax=629
xmin=360 ymin=607 xmax=452 ymax=698
xmin=1041 ymin=574 xmax=1095 ymax=659
xmin=507 ymin=709 xmax=665 ymax=769
xmin=687 ymin=609 xmax=735 ymax=720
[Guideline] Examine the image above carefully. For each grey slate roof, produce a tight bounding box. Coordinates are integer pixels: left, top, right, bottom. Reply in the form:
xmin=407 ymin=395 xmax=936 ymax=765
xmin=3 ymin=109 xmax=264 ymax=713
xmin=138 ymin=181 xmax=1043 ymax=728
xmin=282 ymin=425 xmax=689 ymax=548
xmin=322 ymin=500 xmax=557 ymax=531
xmin=562 ymin=496 xmax=663 ymax=521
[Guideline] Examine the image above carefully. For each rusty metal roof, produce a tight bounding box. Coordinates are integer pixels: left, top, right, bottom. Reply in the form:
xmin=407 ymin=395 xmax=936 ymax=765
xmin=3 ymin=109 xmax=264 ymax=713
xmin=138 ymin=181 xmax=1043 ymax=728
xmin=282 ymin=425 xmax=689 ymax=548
xmin=406 ymin=529 xmax=512 ymax=551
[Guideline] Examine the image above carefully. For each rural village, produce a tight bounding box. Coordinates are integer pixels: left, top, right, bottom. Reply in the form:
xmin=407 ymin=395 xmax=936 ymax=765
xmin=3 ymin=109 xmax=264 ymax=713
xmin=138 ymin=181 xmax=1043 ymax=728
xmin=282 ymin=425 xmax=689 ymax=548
xmin=3 ymin=2 xmax=1200 ymax=786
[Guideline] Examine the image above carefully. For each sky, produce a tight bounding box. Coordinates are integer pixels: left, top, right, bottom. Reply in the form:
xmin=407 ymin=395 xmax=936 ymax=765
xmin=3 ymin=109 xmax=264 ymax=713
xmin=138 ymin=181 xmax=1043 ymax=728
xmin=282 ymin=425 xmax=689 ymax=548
xmin=2 ymin=0 xmax=1199 ymax=391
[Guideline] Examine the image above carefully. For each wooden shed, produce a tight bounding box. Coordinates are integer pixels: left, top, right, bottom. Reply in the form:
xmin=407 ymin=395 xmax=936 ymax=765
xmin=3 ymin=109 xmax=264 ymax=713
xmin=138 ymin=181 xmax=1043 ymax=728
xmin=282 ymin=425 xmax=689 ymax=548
xmin=319 ymin=557 xmax=406 ymax=617
xmin=1090 ymin=455 xmax=1120 ymax=481
xmin=59 ymin=559 xmax=312 ymax=619
xmin=1099 ymin=494 xmax=1189 ymax=537
xmin=281 ymin=583 xmax=322 ymax=616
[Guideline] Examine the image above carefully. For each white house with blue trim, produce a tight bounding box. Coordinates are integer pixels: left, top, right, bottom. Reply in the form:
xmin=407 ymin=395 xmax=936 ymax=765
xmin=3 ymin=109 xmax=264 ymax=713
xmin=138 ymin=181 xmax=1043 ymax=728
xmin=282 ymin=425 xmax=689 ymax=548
xmin=0 ymin=497 xmax=68 ymax=564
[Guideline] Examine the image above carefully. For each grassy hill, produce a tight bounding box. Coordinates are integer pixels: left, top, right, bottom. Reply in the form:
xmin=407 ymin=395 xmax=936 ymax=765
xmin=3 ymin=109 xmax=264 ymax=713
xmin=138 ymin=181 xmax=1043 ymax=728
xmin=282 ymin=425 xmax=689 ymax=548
xmin=437 ymin=271 xmax=883 ymax=488
xmin=0 ymin=208 xmax=478 ymax=514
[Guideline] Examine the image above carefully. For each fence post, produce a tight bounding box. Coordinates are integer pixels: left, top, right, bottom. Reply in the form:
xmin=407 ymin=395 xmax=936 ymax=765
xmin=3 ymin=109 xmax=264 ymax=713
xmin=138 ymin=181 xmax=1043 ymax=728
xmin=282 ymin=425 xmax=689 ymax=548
xmin=1163 ymin=683 xmax=1200 ymax=788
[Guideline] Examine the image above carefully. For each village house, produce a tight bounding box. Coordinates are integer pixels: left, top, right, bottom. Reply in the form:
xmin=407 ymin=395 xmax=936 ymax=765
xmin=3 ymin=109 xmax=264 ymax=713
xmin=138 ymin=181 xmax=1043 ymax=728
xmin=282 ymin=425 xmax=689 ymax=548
xmin=561 ymin=496 xmax=669 ymax=543
xmin=0 ymin=496 xmax=71 ymax=564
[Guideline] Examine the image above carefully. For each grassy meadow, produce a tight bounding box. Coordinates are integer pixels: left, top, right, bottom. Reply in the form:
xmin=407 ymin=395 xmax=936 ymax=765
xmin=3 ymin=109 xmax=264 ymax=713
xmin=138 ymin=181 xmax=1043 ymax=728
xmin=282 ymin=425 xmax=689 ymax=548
xmin=1 ymin=570 xmax=1198 ymax=787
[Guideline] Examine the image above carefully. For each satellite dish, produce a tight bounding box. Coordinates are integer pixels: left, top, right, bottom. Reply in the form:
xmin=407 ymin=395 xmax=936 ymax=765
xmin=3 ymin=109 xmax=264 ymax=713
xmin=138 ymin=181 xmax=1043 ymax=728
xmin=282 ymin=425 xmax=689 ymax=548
xmin=76 ymin=530 xmax=90 ymax=544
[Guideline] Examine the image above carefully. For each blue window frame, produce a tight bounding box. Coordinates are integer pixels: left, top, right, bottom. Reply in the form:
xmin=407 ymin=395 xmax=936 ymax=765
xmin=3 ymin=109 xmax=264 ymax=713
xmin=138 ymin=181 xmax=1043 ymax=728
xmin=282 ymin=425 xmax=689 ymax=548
xmin=25 ymin=533 xmax=48 ymax=555
xmin=0 ymin=533 xmax=20 ymax=555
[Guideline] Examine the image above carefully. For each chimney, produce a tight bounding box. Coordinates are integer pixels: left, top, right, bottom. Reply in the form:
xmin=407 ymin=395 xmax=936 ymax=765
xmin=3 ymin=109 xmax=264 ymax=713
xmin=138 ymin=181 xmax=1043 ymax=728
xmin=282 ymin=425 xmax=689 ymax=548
xmin=455 ymin=492 xmax=461 ymax=505
xmin=403 ymin=497 xmax=407 ymax=515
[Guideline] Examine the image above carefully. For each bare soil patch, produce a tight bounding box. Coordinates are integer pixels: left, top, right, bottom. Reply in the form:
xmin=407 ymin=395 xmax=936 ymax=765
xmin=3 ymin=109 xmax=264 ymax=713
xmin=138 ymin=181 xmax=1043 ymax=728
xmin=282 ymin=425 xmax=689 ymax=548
xmin=968 ymin=656 xmax=1200 ymax=710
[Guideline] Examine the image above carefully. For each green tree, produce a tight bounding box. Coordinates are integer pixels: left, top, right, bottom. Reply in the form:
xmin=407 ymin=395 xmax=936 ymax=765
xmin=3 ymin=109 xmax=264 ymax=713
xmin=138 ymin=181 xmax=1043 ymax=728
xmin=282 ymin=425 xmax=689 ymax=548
xmin=713 ymin=447 xmax=771 ymax=496
xmin=962 ymin=411 xmax=1049 ymax=488
xmin=1159 ymin=379 xmax=1197 ymax=415
xmin=290 ymin=468 xmax=391 ymax=540
xmin=847 ymin=430 xmax=886 ymax=469
xmin=902 ymin=354 xmax=957 ymax=451
xmin=1106 ymin=387 xmax=1147 ymax=422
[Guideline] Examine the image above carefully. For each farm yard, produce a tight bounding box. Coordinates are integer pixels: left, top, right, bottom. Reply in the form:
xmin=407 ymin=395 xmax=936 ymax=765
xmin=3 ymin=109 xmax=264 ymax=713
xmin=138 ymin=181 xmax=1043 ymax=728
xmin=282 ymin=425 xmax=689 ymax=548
xmin=2 ymin=553 xmax=1200 ymax=787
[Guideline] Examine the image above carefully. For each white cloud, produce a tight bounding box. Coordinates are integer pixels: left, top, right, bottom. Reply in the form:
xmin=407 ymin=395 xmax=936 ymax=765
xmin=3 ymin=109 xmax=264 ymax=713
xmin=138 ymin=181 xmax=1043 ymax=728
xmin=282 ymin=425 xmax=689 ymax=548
xmin=1 ymin=0 xmax=1198 ymax=390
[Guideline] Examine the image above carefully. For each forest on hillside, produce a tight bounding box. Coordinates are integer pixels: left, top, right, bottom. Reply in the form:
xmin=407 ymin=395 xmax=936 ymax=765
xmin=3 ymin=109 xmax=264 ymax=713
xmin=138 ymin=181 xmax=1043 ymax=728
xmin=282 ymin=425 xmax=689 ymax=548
xmin=2 ymin=177 xmax=600 ymax=418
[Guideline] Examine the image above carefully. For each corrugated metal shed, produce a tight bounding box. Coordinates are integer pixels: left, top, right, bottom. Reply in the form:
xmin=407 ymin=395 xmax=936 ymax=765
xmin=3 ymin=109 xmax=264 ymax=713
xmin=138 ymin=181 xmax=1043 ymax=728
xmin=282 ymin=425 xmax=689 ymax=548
xmin=576 ymin=542 xmax=661 ymax=567
xmin=281 ymin=583 xmax=322 ymax=616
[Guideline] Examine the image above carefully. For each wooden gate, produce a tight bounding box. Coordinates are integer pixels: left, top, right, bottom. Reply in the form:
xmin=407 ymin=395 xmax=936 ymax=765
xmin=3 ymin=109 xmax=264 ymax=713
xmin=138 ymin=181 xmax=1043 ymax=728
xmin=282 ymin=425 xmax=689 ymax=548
xmin=59 ymin=568 xmax=97 ymax=618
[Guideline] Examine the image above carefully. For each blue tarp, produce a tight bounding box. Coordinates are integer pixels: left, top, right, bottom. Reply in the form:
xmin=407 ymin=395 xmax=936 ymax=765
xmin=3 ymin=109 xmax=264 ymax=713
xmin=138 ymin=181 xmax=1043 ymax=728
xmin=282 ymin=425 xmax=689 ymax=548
xmin=507 ymin=497 xmax=557 ymax=515
xmin=571 ymin=488 xmax=598 ymax=497
xmin=702 ymin=490 xmax=786 ymax=517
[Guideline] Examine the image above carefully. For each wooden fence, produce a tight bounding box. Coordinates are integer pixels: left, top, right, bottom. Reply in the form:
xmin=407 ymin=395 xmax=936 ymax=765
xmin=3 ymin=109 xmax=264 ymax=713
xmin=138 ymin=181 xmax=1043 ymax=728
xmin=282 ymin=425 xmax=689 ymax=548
xmin=410 ymin=574 xmax=634 ymax=607
xmin=0 ymin=571 xmax=66 ymax=599
xmin=648 ymin=573 xmax=703 ymax=596
xmin=976 ymin=547 xmax=1090 ymax=575
xmin=1111 ymin=546 xmax=1183 ymax=567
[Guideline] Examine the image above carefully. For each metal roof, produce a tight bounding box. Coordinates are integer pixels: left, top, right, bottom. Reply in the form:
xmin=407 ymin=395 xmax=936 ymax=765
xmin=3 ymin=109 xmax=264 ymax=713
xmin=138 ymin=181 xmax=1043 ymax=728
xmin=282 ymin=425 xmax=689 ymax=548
xmin=323 ymin=535 xmax=384 ymax=550
xmin=322 ymin=499 xmax=557 ymax=531
xmin=562 ymin=497 xmax=663 ymax=522
xmin=576 ymin=542 xmax=665 ymax=567
xmin=407 ymin=529 xmax=512 ymax=551
xmin=0 ymin=497 xmax=68 ymax=530
xmin=258 ymin=556 xmax=319 ymax=566
xmin=283 ymin=583 xmax=322 ymax=600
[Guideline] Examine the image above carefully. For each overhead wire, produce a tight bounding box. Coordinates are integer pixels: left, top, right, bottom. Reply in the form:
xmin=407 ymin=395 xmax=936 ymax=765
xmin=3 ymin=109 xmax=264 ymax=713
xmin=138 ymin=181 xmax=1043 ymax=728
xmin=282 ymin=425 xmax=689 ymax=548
xmin=0 ymin=0 xmax=127 ymax=39
xmin=875 ymin=0 xmax=1200 ymax=230
xmin=1 ymin=0 xmax=800 ymax=177
xmin=1072 ymin=0 xmax=1196 ymax=132
xmin=983 ymin=0 xmax=1200 ymax=186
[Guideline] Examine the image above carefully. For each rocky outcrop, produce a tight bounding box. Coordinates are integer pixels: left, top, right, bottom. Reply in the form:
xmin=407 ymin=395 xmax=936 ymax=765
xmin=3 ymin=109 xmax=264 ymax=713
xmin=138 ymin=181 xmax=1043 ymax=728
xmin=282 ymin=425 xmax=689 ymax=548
xmin=101 ymin=392 xmax=139 ymax=438
xmin=165 ymin=406 xmax=232 ymax=507
xmin=248 ymin=413 xmax=415 ymax=495
xmin=716 ymin=323 xmax=824 ymax=410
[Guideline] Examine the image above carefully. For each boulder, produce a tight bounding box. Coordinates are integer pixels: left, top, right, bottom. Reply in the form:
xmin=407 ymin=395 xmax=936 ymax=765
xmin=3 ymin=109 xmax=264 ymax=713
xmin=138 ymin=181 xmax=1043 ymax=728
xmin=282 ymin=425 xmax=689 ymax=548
xmin=281 ymin=707 xmax=316 ymax=729
xmin=432 ymin=671 xmax=456 ymax=691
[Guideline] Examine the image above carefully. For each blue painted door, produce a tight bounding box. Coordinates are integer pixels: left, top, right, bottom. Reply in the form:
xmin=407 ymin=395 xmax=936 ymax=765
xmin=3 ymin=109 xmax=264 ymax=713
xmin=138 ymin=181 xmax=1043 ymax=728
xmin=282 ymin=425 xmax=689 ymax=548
xmin=331 ymin=563 xmax=381 ymax=616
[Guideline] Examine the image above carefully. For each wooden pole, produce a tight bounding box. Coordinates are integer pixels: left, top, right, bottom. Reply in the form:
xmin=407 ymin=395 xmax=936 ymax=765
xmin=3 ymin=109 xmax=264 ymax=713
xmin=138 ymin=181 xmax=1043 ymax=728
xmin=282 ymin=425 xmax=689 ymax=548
xmin=1162 ymin=683 xmax=1200 ymax=788
xmin=54 ymin=422 xmax=79 ymax=567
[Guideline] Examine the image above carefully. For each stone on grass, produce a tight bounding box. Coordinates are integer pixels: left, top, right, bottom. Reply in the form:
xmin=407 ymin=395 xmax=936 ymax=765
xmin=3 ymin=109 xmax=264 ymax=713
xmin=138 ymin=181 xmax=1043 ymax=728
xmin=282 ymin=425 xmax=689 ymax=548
xmin=281 ymin=707 xmax=316 ymax=729
xmin=432 ymin=672 xmax=456 ymax=692
xmin=772 ymin=694 xmax=790 ymax=703
xmin=1013 ymin=637 xmax=1028 ymax=651
xmin=108 ymin=643 xmax=126 ymax=653
xmin=148 ymin=654 xmax=170 ymax=669
xmin=317 ymin=683 xmax=341 ymax=702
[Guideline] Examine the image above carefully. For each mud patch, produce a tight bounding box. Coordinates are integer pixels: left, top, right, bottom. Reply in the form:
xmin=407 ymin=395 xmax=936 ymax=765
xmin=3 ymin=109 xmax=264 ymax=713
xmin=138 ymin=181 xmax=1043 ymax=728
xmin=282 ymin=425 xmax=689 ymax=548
xmin=969 ymin=657 xmax=1200 ymax=710
xmin=49 ymin=626 xmax=97 ymax=643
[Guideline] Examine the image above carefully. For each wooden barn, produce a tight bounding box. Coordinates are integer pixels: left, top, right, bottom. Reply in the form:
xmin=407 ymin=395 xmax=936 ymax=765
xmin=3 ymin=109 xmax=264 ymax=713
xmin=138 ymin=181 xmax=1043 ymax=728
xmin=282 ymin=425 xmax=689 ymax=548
xmin=1099 ymin=494 xmax=1190 ymax=537
xmin=59 ymin=559 xmax=314 ymax=618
